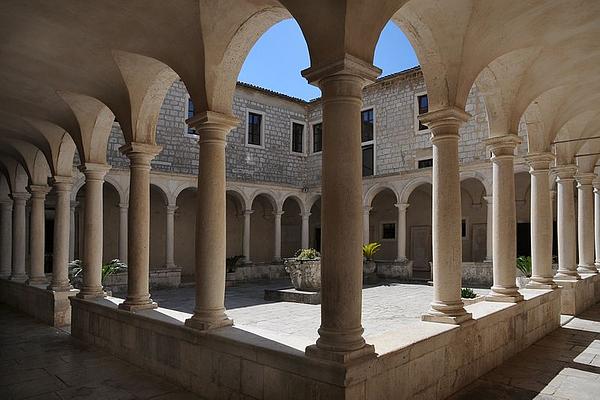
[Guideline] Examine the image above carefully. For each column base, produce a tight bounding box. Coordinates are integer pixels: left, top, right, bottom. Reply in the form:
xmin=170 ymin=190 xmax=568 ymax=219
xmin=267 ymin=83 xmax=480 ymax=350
xmin=118 ymin=300 xmax=158 ymax=312
xmin=185 ymin=315 xmax=233 ymax=331
xmin=483 ymin=258 xmax=493 ymax=263
xmin=554 ymin=270 xmax=581 ymax=281
xmin=9 ymin=274 xmax=28 ymax=282
xmin=305 ymin=343 xmax=376 ymax=364
xmin=421 ymin=311 xmax=473 ymax=324
xmin=577 ymin=265 xmax=598 ymax=274
xmin=26 ymin=277 xmax=48 ymax=286
xmin=526 ymin=280 xmax=558 ymax=290
xmin=47 ymin=281 xmax=74 ymax=292
xmin=486 ymin=286 xmax=524 ymax=303
xmin=76 ymin=291 xmax=106 ymax=299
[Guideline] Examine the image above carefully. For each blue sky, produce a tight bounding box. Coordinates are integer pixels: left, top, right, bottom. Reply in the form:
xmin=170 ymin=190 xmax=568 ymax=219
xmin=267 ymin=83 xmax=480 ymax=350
xmin=238 ymin=20 xmax=419 ymax=101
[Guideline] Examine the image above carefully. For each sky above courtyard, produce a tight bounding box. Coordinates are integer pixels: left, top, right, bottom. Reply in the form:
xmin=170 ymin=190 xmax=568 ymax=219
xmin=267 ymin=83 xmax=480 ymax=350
xmin=238 ymin=19 xmax=419 ymax=101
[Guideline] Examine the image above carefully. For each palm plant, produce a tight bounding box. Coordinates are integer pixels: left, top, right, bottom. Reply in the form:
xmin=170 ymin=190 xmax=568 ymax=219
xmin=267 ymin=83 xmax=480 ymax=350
xmin=516 ymin=256 xmax=532 ymax=278
xmin=362 ymin=242 xmax=381 ymax=261
xmin=68 ymin=259 xmax=128 ymax=284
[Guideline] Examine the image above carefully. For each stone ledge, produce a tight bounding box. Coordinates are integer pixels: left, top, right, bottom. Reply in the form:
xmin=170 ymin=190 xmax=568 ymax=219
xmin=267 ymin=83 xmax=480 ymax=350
xmin=557 ymin=273 xmax=600 ymax=315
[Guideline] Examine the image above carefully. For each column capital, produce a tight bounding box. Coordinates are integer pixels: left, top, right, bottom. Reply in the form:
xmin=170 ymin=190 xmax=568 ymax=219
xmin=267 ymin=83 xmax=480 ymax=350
xmin=593 ymin=180 xmax=600 ymax=191
xmin=485 ymin=134 xmax=521 ymax=157
xmin=166 ymin=204 xmax=178 ymax=213
xmin=419 ymin=107 xmax=470 ymax=142
xmin=28 ymin=184 xmax=51 ymax=198
xmin=120 ymin=142 xmax=162 ymax=166
xmin=243 ymin=209 xmax=254 ymax=216
xmin=575 ymin=172 xmax=596 ymax=187
xmin=551 ymin=164 xmax=578 ymax=181
xmin=301 ymin=54 xmax=381 ymax=86
xmin=363 ymin=205 xmax=372 ymax=214
xmin=272 ymin=211 xmax=285 ymax=217
xmin=394 ymin=202 xmax=410 ymax=211
xmin=78 ymin=163 xmax=111 ymax=180
xmin=10 ymin=192 xmax=30 ymax=202
xmin=52 ymin=176 xmax=73 ymax=193
xmin=524 ymin=152 xmax=555 ymax=173
xmin=300 ymin=212 xmax=312 ymax=219
xmin=482 ymin=195 xmax=493 ymax=204
xmin=186 ymin=111 xmax=239 ymax=144
xmin=118 ymin=202 xmax=128 ymax=209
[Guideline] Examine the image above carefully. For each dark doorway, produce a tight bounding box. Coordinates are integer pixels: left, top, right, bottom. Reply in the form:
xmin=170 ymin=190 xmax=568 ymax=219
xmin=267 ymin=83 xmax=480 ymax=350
xmin=315 ymin=228 xmax=321 ymax=252
xmin=44 ymin=217 xmax=54 ymax=273
xmin=516 ymin=223 xmax=531 ymax=257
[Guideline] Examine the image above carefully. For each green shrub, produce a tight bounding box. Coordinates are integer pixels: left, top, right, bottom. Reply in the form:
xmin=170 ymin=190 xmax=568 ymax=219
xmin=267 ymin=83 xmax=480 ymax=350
xmin=362 ymin=242 xmax=381 ymax=261
xmin=68 ymin=259 xmax=128 ymax=284
xmin=226 ymin=255 xmax=244 ymax=272
xmin=295 ymin=248 xmax=320 ymax=260
xmin=516 ymin=256 xmax=532 ymax=278
xmin=461 ymin=287 xmax=477 ymax=299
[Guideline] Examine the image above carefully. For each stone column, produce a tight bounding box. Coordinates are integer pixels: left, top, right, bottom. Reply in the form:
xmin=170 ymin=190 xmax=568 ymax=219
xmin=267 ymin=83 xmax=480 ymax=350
xmin=273 ymin=210 xmax=284 ymax=262
xmin=69 ymin=201 xmax=77 ymax=262
xmin=553 ymin=165 xmax=580 ymax=281
xmin=118 ymin=143 xmax=161 ymax=311
xmin=595 ymin=181 xmax=600 ymax=270
xmin=77 ymin=163 xmax=110 ymax=298
xmin=483 ymin=196 xmax=493 ymax=262
xmin=486 ymin=135 xmax=523 ymax=302
xmin=301 ymin=212 xmax=311 ymax=249
xmin=48 ymin=177 xmax=73 ymax=291
xmin=362 ymin=206 xmax=371 ymax=244
xmin=242 ymin=209 xmax=253 ymax=264
xmin=302 ymin=58 xmax=380 ymax=363
xmin=0 ymin=200 xmax=13 ymax=278
xmin=118 ymin=202 xmax=128 ymax=263
xmin=525 ymin=153 xmax=558 ymax=289
xmin=27 ymin=185 xmax=50 ymax=286
xmin=10 ymin=192 xmax=30 ymax=282
xmin=165 ymin=204 xmax=177 ymax=268
xmin=185 ymin=111 xmax=238 ymax=330
xmin=419 ymin=107 xmax=472 ymax=323
xmin=395 ymin=203 xmax=409 ymax=261
xmin=575 ymin=173 xmax=597 ymax=274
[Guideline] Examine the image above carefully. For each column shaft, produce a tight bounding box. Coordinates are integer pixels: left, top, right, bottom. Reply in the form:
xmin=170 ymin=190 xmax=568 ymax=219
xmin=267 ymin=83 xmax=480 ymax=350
xmin=483 ymin=196 xmax=493 ymax=262
xmin=273 ymin=211 xmax=283 ymax=262
xmin=118 ymin=203 xmax=128 ymax=263
xmin=165 ymin=205 xmax=176 ymax=268
xmin=420 ymin=107 xmax=472 ymax=323
xmin=27 ymin=185 xmax=49 ymax=285
xmin=243 ymin=210 xmax=252 ymax=263
xmin=576 ymin=173 xmax=597 ymax=274
xmin=595 ymin=183 xmax=600 ymax=269
xmin=69 ymin=202 xmax=76 ymax=262
xmin=301 ymin=212 xmax=310 ymax=249
xmin=77 ymin=164 xmax=110 ymax=298
xmin=48 ymin=179 xmax=73 ymax=291
xmin=362 ymin=207 xmax=371 ymax=244
xmin=119 ymin=143 xmax=161 ymax=311
xmin=395 ymin=203 xmax=408 ymax=261
xmin=0 ymin=200 xmax=13 ymax=278
xmin=554 ymin=166 xmax=580 ymax=280
xmin=487 ymin=135 xmax=523 ymax=302
xmin=10 ymin=193 xmax=30 ymax=281
xmin=526 ymin=154 xmax=557 ymax=289
xmin=185 ymin=111 xmax=238 ymax=330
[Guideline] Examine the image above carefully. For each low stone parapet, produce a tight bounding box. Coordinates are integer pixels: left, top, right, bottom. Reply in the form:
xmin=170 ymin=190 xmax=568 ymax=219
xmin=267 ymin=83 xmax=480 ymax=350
xmin=557 ymin=273 xmax=600 ymax=315
xmin=0 ymin=278 xmax=78 ymax=327
xmin=226 ymin=264 xmax=288 ymax=285
xmin=462 ymin=261 xmax=493 ymax=287
xmin=102 ymin=267 xmax=182 ymax=294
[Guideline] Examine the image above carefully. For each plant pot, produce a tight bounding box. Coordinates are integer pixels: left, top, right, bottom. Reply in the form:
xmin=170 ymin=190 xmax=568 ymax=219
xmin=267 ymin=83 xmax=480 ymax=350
xmin=284 ymin=259 xmax=321 ymax=292
xmin=516 ymin=276 xmax=530 ymax=288
xmin=363 ymin=260 xmax=376 ymax=275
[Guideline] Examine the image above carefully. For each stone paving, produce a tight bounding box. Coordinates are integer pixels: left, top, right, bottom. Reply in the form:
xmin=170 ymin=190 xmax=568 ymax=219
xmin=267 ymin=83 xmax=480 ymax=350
xmin=0 ymin=305 xmax=204 ymax=400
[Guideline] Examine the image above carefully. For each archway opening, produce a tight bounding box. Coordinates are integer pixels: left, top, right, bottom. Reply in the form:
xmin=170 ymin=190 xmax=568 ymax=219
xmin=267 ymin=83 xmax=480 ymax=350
xmin=369 ymin=188 xmax=399 ymax=261
xmin=250 ymin=194 xmax=276 ymax=264
xmin=406 ymin=183 xmax=432 ymax=277
xmin=281 ymin=197 xmax=302 ymax=257
xmin=175 ymin=187 xmax=197 ymax=278
xmin=460 ymin=178 xmax=487 ymax=262
xmin=308 ymin=197 xmax=321 ymax=252
xmin=226 ymin=191 xmax=244 ymax=260
xmin=515 ymin=171 xmax=532 ymax=257
xmin=149 ymin=184 xmax=167 ymax=270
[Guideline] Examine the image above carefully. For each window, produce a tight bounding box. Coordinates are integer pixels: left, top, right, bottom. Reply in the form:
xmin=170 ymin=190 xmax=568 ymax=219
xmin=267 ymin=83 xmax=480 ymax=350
xmin=361 ymin=108 xmax=374 ymax=176
xmin=461 ymin=218 xmax=468 ymax=239
xmin=247 ymin=112 xmax=262 ymax=146
xmin=187 ymin=98 xmax=196 ymax=136
xmin=417 ymin=94 xmax=429 ymax=131
xmin=313 ymin=122 xmax=322 ymax=153
xmin=382 ymin=223 xmax=396 ymax=240
xmin=291 ymin=122 xmax=304 ymax=153
xmin=418 ymin=158 xmax=433 ymax=169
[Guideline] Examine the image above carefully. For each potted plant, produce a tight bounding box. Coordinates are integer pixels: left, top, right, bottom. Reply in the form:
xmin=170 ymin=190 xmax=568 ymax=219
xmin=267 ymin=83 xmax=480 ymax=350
xmin=516 ymin=256 xmax=532 ymax=288
xmin=461 ymin=287 xmax=483 ymax=306
xmin=284 ymin=248 xmax=321 ymax=291
xmin=68 ymin=259 xmax=128 ymax=295
xmin=362 ymin=242 xmax=381 ymax=275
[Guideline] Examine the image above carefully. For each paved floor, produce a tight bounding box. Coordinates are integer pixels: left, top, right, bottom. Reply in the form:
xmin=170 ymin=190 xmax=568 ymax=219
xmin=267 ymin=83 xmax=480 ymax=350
xmin=450 ymin=303 xmax=600 ymax=400
xmin=0 ymin=305 xmax=203 ymax=400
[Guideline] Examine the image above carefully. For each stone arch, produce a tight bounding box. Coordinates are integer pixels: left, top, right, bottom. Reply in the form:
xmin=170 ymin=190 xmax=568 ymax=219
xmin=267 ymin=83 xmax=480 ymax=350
xmin=460 ymin=171 xmax=490 ymax=198
xmin=249 ymin=190 xmax=278 ymax=212
xmin=227 ymin=186 xmax=250 ymax=211
xmin=399 ymin=176 xmax=433 ymax=204
xmin=173 ymin=182 xmax=197 ymax=205
xmin=104 ymin=174 xmax=127 ymax=205
xmin=364 ymin=183 xmax=399 ymax=207
xmin=281 ymin=194 xmax=306 ymax=215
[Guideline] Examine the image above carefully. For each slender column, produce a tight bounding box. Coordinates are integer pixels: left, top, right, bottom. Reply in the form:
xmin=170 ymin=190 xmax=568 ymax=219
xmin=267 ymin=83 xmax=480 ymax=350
xmin=273 ymin=210 xmax=284 ymax=262
xmin=302 ymin=57 xmax=380 ymax=363
xmin=165 ymin=204 xmax=177 ymax=268
xmin=27 ymin=185 xmax=50 ymax=286
xmin=485 ymin=135 xmax=523 ymax=302
xmin=483 ymin=196 xmax=493 ymax=262
xmin=575 ymin=173 xmax=597 ymax=274
xmin=0 ymin=200 xmax=13 ymax=278
xmin=242 ymin=209 xmax=253 ymax=264
xmin=118 ymin=143 xmax=161 ymax=311
xmin=362 ymin=206 xmax=371 ymax=244
xmin=420 ymin=107 xmax=472 ymax=323
xmin=69 ymin=201 xmax=77 ymax=262
xmin=595 ymin=181 xmax=600 ymax=270
xmin=301 ymin=212 xmax=311 ymax=249
xmin=48 ymin=178 xmax=74 ymax=291
xmin=185 ymin=111 xmax=238 ymax=330
xmin=395 ymin=203 xmax=409 ymax=261
xmin=77 ymin=163 xmax=110 ymax=298
xmin=553 ymin=165 xmax=581 ymax=280
xmin=118 ymin=202 xmax=128 ymax=263
xmin=525 ymin=153 xmax=558 ymax=289
xmin=10 ymin=192 xmax=30 ymax=282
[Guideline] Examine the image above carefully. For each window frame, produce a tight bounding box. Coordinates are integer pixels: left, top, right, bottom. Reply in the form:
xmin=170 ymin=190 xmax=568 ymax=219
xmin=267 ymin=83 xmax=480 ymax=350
xmin=380 ymin=221 xmax=397 ymax=241
xmin=311 ymin=120 xmax=323 ymax=154
xmin=361 ymin=106 xmax=376 ymax=177
xmin=417 ymin=158 xmax=434 ymax=169
xmin=290 ymin=120 xmax=306 ymax=155
xmin=414 ymin=91 xmax=430 ymax=134
xmin=245 ymin=108 xmax=265 ymax=148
